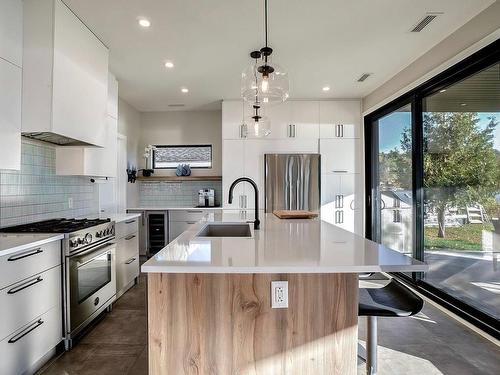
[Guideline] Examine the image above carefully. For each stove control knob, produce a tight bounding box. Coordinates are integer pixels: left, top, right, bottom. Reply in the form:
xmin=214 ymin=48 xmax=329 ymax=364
xmin=96 ymin=231 xmax=102 ymax=238
xmin=84 ymin=233 xmax=92 ymax=244
xmin=77 ymin=238 xmax=83 ymax=245
xmin=69 ymin=239 xmax=77 ymax=247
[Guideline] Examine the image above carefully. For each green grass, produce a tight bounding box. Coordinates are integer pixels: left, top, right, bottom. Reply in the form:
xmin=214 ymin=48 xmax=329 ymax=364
xmin=424 ymin=223 xmax=494 ymax=251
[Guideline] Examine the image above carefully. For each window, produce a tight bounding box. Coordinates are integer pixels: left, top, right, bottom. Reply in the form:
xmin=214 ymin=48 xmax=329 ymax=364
xmin=153 ymin=145 xmax=212 ymax=169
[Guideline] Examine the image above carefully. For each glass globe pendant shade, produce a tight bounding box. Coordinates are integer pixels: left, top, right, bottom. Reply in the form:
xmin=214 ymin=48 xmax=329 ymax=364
xmin=244 ymin=114 xmax=271 ymax=138
xmin=241 ymin=60 xmax=289 ymax=105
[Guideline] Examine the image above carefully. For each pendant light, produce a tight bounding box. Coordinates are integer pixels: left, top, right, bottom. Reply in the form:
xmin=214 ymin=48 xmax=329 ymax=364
xmin=244 ymin=100 xmax=271 ymax=138
xmin=241 ymin=0 xmax=289 ymax=105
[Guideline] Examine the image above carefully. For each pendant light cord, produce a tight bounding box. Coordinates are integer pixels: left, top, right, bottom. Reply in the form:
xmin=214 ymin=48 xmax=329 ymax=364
xmin=264 ymin=0 xmax=268 ymax=48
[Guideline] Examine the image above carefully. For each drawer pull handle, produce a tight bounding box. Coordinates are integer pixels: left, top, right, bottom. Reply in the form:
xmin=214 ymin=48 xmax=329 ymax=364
xmin=332 ymin=170 xmax=348 ymax=173
xmin=7 ymin=276 xmax=44 ymax=295
xmin=125 ymin=257 xmax=136 ymax=265
xmin=187 ymin=210 xmax=203 ymax=213
xmin=8 ymin=319 xmax=44 ymax=344
xmin=124 ymin=220 xmax=136 ymax=224
xmin=125 ymin=235 xmax=136 ymax=241
xmin=8 ymin=248 xmax=43 ymax=262
xmin=186 ymin=221 xmax=197 ymax=225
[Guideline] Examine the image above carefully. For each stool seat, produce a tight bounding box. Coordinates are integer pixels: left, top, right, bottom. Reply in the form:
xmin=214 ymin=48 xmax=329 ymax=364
xmin=359 ymin=279 xmax=423 ymax=317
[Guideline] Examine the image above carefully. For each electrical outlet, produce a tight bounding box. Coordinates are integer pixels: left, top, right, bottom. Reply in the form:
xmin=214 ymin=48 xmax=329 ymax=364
xmin=68 ymin=197 xmax=73 ymax=209
xmin=271 ymin=281 xmax=288 ymax=308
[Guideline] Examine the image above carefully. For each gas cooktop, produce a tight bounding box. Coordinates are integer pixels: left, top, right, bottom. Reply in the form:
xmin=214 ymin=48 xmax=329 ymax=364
xmin=0 ymin=218 xmax=111 ymax=233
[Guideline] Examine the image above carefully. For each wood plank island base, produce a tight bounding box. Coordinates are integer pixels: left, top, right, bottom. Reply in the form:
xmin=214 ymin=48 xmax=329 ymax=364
xmin=147 ymin=273 xmax=358 ymax=375
xmin=142 ymin=211 xmax=428 ymax=374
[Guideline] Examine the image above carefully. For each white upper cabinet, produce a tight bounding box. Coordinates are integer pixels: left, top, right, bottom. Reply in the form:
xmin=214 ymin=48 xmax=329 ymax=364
xmin=0 ymin=58 xmax=22 ymax=170
xmin=56 ymin=115 xmax=118 ymax=177
xmin=264 ymin=101 xmax=290 ymax=139
xmin=289 ymin=101 xmax=320 ymax=139
xmin=320 ymin=138 xmax=361 ymax=174
xmin=0 ymin=0 xmax=22 ymax=170
xmin=22 ymin=0 xmax=109 ymax=147
xmin=222 ymin=140 xmax=246 ymax=209
xmin=0 ymin=0 xmax=23 ymax=67
xmin=107 ymin=73 xmax=118 ymax=119
xmin=222 ymin=100 xmax=249 ymax=140
xmin=319 ymin=100 xmax=361 ymax=139
xmin=56 ymin=73 xmax=118 ymax=177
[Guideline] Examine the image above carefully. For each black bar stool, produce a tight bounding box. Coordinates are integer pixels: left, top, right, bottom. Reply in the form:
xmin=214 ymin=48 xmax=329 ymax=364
xmin=359 ymin=278 xmax=424 ymax=375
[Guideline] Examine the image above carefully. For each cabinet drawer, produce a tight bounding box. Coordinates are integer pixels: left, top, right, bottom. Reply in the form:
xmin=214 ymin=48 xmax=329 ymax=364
xmin=116 ymin=233 xmax=139 ymax=263
xmin=116 ymin=255 xmax=139 ymax=294
xmin=169 ymin=209 xmax=208 ymax=222
xmin=0 ymin=240 xmax=61 ymax=290
xmin=0 ymin=305 xmax=62 ymax=375
xmin=0 ymin=265 xmax=61 ymax=342
xmin=115 ymin=218 xmax=139 ymax=239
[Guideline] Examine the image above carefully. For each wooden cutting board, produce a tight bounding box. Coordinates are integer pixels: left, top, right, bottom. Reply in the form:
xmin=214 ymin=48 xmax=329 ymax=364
xmin=273 ymin=210 xmax=318 ymax=219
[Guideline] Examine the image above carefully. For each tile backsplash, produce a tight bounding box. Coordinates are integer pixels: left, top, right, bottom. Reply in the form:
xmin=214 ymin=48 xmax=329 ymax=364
xmin=0 ymin=139 xmax=99 ymax=228
xmin=139 ymin=180 xmax=222 ymax=207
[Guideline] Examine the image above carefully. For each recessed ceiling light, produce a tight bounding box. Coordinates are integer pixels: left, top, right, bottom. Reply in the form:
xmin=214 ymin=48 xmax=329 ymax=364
xmin=181 ymin=88 xmax=189 ymax=93
xmin=165 ymin=61 xmax=174 ymax=69
xmin=322 ymin=86 xmax=330 ymax=92
xmin=460 ymin=103 xmax=467 ymax=106
xmin=138 ymin=18 xmax=151 ymax=28
xmin=439 ymin=89 xmax=447 ymax=93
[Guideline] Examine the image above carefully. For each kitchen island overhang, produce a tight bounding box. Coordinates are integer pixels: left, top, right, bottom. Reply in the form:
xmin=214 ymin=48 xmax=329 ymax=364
xmin=142 ymin=211 xmax=427 ymax=375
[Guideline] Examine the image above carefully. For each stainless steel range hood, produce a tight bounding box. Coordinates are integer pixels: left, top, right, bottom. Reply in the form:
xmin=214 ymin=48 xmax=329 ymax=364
xmin=22 ymin=132 xmax=98 ymax=146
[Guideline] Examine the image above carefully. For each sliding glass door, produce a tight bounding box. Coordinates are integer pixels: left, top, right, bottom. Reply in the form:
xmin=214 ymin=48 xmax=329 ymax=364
xmin=372 ymin=103 xmax=414 ymax=256
xmin=365 ymin=41 xmax=499 ymax=337
xmin=422 ymin=62 xmax=500 ymax=321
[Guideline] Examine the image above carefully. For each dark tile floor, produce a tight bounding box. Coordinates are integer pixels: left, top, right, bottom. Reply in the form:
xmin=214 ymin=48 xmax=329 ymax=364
xmin=39 ymin=273 xmax=499 ymax=375
xmin=38 ymin=273 xmax=148 ymax=375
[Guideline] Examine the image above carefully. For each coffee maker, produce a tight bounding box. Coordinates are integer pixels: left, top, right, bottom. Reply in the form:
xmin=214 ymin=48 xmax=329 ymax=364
xmin=198 ymin=189 xmax=215 ymax=207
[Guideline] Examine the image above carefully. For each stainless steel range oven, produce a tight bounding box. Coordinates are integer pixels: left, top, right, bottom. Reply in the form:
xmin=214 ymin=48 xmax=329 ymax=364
xmin=66 ymin=240 xmax=116 ymax=344
xmin=0 ymin=218 xmax=117 ymax=350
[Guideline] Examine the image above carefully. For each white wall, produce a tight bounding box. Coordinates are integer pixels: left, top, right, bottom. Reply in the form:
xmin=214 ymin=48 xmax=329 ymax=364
xmin=363 ymin=1 xmax=500 ymax=114
xmin=118 ymin=97 xmax=141 ymax=207
xmin=139 ymin=110 xmax=222 ymax=176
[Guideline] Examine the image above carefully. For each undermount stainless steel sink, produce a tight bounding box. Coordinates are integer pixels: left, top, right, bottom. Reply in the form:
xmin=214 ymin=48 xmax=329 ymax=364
xmin=196 ymin=223 xmax=252 ymax=237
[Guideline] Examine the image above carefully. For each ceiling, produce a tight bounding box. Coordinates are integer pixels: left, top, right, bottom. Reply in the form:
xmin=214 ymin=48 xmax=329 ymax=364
xmin=63 ymin=0 xmax=495 ymax=112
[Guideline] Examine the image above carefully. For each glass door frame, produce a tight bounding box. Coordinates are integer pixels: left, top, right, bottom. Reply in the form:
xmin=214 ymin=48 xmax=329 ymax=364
xmin=364 ymin=39 xmax=500 ymax=338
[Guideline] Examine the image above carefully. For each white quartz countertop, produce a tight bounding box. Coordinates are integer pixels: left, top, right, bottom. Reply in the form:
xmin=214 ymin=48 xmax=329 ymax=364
xmin=141 ymin=211 xmax=428 ymax=274
xmin=0 ymin=234 xmax=64 ymax=257
xmin=127 ymin=207 xmax=223 ymax=211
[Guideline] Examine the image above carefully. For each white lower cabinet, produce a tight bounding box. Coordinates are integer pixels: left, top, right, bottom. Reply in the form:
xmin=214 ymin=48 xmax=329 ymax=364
xmin=0 ymin=239 xmax=62 ymax=375
xmin=0 ymin=305 xmax=62 ymax=375
xmin=169 ymin=210 xmax=210 ymax=242
xmin=0 ymin=265 xmax=61 ymax=342
xmin=115 ymin=220 xmax=140 ymax=298
xmin=0 ymin=241 xmax=61 ymax=290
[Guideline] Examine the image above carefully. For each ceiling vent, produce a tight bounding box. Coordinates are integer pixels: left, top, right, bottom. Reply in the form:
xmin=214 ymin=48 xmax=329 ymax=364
xmin=411 ymin=13 xmax=441 ymax=32
xmin=168 ymin=104 xmax=185 ymax=108
xmin=357 ymin=73 xmax=371 ymax=82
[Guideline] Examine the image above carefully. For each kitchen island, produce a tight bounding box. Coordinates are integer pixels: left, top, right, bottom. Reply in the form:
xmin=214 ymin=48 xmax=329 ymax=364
xmin=142 ymin=211 xmax=427 ymax=375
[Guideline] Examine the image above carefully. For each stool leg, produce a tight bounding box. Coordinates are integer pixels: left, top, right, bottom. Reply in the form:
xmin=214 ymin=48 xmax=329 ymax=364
xmin=366 ymin=316 xmax=378 ymax=375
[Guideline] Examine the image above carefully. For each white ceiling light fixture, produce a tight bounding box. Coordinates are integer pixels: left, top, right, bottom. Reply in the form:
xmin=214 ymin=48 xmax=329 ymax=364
xmin=241 ymin=0 xmax=289 ymax=107
xmin=164 ymin=61 xmax=174 ymax=69
xmin=439 ymin=89 xmax=447 ymax=93
xmin=181 ymin=88 xmax=189 ymax=93
xmin=138 ymin=18 xmax=151 ymax=28
xmin=322 ymin=86 xmax=330 ymax=92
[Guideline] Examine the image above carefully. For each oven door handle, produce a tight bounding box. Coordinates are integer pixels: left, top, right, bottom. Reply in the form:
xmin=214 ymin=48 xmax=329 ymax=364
xmin=73 ymin=242 xmax=115 ymax=266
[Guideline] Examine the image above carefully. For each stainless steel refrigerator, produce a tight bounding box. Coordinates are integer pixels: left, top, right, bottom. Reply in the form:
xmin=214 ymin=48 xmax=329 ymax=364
xmin=264 ymin=153 xmax=321 ymax=213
